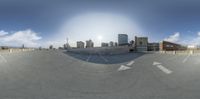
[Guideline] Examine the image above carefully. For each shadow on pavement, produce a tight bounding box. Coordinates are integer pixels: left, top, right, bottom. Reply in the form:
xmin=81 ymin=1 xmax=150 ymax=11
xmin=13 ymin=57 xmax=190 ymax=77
xmin=63 ymin=51 xmax=145 ymax=64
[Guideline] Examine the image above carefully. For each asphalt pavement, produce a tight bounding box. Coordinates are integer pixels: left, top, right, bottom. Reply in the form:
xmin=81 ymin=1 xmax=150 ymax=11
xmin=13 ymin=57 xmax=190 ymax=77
xmin=0 ymin=50 xmax=200 ymax=99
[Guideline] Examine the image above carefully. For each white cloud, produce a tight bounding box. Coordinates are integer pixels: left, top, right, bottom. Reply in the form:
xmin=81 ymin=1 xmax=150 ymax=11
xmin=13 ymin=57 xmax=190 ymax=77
xmin=198 ymin=32 xmax=200 ymax=36
xmin=0 ymin=29 xmax=42 ymax=47
xmin=179 ymin=32 xmax=200 ymax=46
xmin=0 ymin=30 xmax=8 ymax=36
xmin=164 ymin=32 xmax=180 ymax=43
xmin=189 ymin=32 xmax=200 ymax=46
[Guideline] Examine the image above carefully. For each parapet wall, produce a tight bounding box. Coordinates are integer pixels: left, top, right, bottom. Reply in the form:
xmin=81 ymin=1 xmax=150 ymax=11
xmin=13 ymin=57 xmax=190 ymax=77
xmin=68 ymin=46 xmax=134 ymax=55
xmin=159 ymin=50 xmax=200 ymax=55
xmin=0 ymin=48 xmax=35 ymax=54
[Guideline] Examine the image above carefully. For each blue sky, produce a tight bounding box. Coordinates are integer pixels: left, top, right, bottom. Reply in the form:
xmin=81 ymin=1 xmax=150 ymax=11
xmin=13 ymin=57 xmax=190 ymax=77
xmin=0 ymin=0 xmax=200 ymax=47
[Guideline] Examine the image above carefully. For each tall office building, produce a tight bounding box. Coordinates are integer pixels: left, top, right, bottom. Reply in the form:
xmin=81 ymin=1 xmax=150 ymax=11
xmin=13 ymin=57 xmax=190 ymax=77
xmin=86 ymin=39 xmax=94 ymax=48
xmin=118 ymin=34 xmax=128 ymax=46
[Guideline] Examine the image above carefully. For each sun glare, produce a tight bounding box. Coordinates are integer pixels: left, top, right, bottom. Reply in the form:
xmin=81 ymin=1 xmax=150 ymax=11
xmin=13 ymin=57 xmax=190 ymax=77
xmin=97 ymin=35 xmax=103 ymax=40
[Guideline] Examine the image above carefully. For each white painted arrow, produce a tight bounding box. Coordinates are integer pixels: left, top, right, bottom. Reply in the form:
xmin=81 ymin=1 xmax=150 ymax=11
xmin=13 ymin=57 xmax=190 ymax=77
xmin=118 ymin=65 xmax=131 ymax=71
xmin=157 ymin=65 xmax=172 ymax=74
xmin=153 ymin=61 xmax=173 ymax=74
xmin=153 ymin=61 xmax=161 ymax=65
xmin=127 ymin=61 xmax=135 ymax=66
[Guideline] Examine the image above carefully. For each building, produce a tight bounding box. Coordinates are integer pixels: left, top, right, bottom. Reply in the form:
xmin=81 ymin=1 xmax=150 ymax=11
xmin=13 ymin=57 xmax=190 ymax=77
xmin=77 ymin=41 xmax=85 ymax=48
xmin=187 ymin=45 xmax=198 ymax=50
xmin=148 ymin=43 xmax=159 ymax=51
xmin=159 ymin=41 xmax=186 ymax=51
xmin=114 ymin=42 xmax=118 ymax=46
xmin=0 ymin=46 xmax=9 ymax=50
xmin=49 ymin=45 xmax=53 ymax=49
xmin=86 ymin=39 xmax=94 ymax=48
xmin=22 ymin=44 xmax=25 ymax=48
xmin=198 ymin=45 xmax=200 ymax=50
xmin=129 ymin=40 xmax=134 ymax=47
xmin=63 ymin=44 xmax=67 ymax=49
xmin=101 ymin=42 xmax=109 ymax=47
xmin=63 ymin=43 xmax=71 ymax=49
xmin=109 ymin=41 xmax=114 ymax=47
xmin=118 ymin=34 xmax=128 ymax=46
xmin=135 ymin=36 xmax=148 ymax=51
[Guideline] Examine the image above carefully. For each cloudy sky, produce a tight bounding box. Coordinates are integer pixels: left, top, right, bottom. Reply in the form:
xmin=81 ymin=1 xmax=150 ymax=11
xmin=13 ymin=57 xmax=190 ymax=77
xmin=0 ymin=0 xmax=200 ymax=48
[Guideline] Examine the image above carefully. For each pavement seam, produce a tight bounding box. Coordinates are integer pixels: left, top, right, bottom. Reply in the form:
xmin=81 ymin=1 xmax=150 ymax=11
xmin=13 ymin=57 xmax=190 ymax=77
xmin=0 ymin=54 xmax=7 ymax=63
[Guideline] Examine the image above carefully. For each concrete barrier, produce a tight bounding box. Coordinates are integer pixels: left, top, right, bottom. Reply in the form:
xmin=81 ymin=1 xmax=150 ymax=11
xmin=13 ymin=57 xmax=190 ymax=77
xmin=159 ymin=50 xmax=200 ymax=55
xmin=0 ymin=48 xmax=35 ymax=54
xmin=68 ymin=46 xmax=133 ymax=55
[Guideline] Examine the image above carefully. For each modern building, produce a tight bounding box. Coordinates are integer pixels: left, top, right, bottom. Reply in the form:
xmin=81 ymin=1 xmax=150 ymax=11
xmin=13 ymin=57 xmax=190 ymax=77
xmin=114 ymin=42 xmax=118 ymax=46
xmin=129 ymin=40 xmax=135 ymax=47
xmin=148 ymin=43 xmax=159 ymax=51
xmin=159 ymin=41 xmax=186 ymax=51
xmin=77 ymin=41 xmax=85 ymax=48
xmin=118 ymin=34 xmax=128 ymax=46
xmin=86 ymin=39 xmax=94 ymax=48
xmin=135 ymin=36 xmax=148 ymax=51
xmin=109 ymin=41 xmax=114 ymax=47
xmin=101 ymin=42 xmax=109 ymax=47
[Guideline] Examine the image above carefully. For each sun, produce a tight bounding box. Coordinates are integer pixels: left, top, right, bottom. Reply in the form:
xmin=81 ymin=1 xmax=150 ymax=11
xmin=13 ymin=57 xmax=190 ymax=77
xmin=97 ymin=35 xmax=103 ymax=40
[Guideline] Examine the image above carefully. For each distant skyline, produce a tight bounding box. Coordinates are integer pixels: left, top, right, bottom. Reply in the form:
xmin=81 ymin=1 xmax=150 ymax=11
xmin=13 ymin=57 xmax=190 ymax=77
xmin=0 ymin=0 xmax=200 ymax=48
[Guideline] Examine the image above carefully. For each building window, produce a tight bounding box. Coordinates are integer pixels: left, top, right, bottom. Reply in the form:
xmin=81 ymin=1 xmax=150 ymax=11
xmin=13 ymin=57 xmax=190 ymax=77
xmin=166 ymin=45 xmax=174 ymax=47
xmin=139 ymin=41 xmax=143 ymax=45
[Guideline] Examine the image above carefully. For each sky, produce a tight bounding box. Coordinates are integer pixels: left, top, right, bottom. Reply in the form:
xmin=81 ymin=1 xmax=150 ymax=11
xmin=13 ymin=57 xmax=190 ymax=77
xmin=0 ymin=0 xmax=200 ymax=48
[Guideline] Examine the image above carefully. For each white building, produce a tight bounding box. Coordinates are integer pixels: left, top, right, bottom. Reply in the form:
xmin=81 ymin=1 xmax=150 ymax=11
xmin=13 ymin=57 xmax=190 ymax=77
xmin=187 ymin=45 xmax=197 ymax=50
xmin=86 ymin=39 xmax=94 ymax=48
xmin=135 ymin=36 xmax=148 ymax=51
xmin=77 ymin=41 xmax=85 ymax=48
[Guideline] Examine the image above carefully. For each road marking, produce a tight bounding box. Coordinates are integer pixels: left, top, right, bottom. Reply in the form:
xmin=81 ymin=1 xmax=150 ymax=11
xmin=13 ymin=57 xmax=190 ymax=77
xmin=118 ymin=65 xmax=131 ymax=71
xmin=86 ymin=54 xmax=91 ymax=62
xmin=157 ymin=65 xmax=172 ymax=74
xmin=0 ymin=54 xmax=7 ymax=63
xmin=153 ymin=61 xmax=161 ymax=65
xmin=127 ymin=61 xmax=134 ymax=66
xmin=182 ymin=54 xmax=190 ymax=63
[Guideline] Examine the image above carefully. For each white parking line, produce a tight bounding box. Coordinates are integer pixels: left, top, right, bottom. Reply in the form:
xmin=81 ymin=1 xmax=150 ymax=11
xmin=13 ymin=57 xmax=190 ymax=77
xmin=182 ymin=54 xmax=190 ymax=63
xmin=118 ymin=65 xmax=131 ymax=71
xmin=153 ymin=61 xmax=161 ymax=65
xmin=127 ymin=61 xmax=134 ymax=66
xmin=0 ymin=54 xmax=7 ymax=63
xmin=157 ymin=65 xmax=172 ymax=74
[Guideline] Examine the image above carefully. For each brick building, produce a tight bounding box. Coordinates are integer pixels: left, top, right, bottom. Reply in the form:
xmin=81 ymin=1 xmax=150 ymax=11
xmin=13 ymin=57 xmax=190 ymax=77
xmin=159 ymin=41 xmax=186 ymax=51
